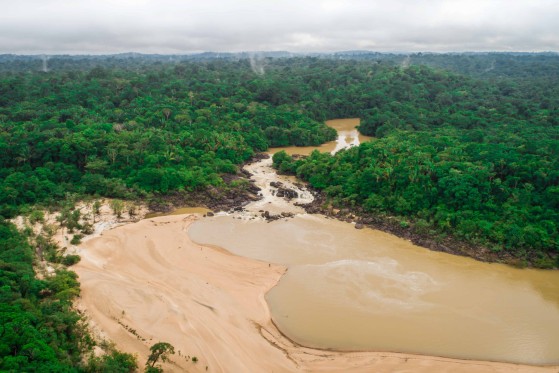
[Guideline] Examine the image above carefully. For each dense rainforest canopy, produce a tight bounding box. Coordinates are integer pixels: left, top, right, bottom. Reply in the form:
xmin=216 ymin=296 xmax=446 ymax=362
xmin=0 ymin=52 xmax=558 ymax=369
xmin=1 ymin=53 xmax=558 ymax=216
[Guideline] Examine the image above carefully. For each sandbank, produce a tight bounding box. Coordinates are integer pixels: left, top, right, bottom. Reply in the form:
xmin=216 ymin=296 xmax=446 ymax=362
xmin=73 ymin=214 xmax=557 ymax=372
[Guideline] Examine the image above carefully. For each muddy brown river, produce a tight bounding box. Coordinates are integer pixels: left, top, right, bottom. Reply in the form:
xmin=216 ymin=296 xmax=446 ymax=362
xmin=188 ymin=119 xmax=559 ymax=365
xmin=269 ymin=118 xmax=371 ymax=156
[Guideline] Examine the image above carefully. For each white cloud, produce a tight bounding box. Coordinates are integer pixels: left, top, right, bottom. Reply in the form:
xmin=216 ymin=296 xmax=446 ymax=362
xmin=0 ymin=0 xmax=558 ymax=54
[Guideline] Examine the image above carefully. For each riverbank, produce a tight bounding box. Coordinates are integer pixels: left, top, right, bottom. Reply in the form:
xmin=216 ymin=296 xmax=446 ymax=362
xmin=225 ymin=152 xmax=552 ymax=268
xmin=296 ymin=190 xmax=556 ymax=269
xmin=73 ymin=213 xmax=556 ymax=372
xmin=145 ymin=154 xmax=266 ymax=216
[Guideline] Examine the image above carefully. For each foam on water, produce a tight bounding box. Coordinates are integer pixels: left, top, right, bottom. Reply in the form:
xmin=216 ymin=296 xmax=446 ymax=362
xmin=291 ymin=258 xmax=440 ymax=311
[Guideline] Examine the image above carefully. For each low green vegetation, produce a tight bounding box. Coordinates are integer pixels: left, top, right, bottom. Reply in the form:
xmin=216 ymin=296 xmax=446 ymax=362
xmin=0 ymin=219 xmax=138 ymax=371
xmin=85 ymin=349 xmax=138 ymax=373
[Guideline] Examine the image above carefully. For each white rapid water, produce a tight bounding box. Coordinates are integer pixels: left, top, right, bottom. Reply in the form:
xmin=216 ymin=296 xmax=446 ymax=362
xmin=243 ymin=157 xmax=313 ymax=216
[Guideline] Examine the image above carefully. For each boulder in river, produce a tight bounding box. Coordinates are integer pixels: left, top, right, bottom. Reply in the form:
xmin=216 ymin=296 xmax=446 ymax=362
xmin=277 ymin=187 xmax=298 ymax=200
xmin=261 ymin=210 xmax=282 ymax=222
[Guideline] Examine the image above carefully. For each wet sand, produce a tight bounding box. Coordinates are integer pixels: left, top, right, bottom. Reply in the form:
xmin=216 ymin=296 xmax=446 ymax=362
xmin=74 ymin=214 xmax=557 ymax=372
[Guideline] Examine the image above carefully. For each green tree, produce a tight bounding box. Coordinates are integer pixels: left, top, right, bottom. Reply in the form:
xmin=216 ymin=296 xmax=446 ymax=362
xmin=110 ymin=199 xmax=125 ymax=219
xmin=145 ymin=342 xmax=175 ymax=371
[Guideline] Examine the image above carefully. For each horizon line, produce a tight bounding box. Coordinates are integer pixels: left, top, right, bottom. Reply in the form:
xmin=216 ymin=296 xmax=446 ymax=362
xmin=1 ymin=50 xmax=559 ymax=57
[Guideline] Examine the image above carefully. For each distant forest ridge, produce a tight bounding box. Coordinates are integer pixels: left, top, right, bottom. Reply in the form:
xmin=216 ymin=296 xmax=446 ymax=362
xmin=1 ymin=51 xmax=559 ymax=78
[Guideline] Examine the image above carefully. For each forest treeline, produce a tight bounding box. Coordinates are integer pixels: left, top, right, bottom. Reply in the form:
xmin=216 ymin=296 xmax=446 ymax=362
xmin=0 ymin=54 xmax=558 ymax=369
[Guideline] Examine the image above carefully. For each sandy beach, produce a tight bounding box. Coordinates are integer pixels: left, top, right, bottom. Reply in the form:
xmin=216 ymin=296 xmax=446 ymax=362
xmin=73 ymin=214 xmax=558 ymax=372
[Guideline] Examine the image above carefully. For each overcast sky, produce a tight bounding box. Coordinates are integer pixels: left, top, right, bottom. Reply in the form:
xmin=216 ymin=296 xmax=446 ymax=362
xmin=1 ymin=0 xmax=558 ymax=54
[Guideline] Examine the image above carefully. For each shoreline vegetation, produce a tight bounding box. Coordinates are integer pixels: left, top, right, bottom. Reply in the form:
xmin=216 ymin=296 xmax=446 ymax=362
xmin=295 ymin=184 xmax=541 ymax=268
xmin=159 ymin=152 xmax=559 ymax=269
xmin=271 ymin=141 xmax=558 ymax=269
xmin=2 ymin=200 xmax=145 ymax=371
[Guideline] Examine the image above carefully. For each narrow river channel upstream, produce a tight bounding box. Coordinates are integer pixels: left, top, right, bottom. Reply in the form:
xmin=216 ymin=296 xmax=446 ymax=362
xmin=188 ymin=119 xmax=559 ymax=365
